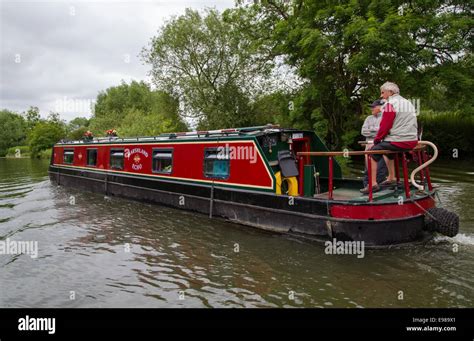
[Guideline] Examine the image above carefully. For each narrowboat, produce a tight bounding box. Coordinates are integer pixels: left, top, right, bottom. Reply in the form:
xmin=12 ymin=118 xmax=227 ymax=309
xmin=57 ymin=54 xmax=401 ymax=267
xmin=48 ymin=124 xmax=459 ymax=246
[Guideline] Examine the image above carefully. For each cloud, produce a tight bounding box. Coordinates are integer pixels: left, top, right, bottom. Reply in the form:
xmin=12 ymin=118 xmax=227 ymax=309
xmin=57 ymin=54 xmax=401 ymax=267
xmin=0 ymin=0 xmax=235 ymax=121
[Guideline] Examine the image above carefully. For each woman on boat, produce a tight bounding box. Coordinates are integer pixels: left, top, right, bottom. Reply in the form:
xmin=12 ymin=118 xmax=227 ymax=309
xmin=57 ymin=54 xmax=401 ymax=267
xmin=360 ymin=82 xmax=419 ymax=194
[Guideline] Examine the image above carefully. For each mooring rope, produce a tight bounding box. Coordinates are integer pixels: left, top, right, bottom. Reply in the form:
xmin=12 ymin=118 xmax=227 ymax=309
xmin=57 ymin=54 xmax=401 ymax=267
xmin=412 ymin=200 xmax=439 ymax=223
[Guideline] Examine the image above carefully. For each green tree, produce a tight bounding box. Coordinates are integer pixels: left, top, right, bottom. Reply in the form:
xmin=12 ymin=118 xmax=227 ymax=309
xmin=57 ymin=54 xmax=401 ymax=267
xmin=94 ymin=81 xmax=149 ymax=121
xmin=0 ymin=110 xmax=27 ymax=156
xmin=68 ymin=117 xmax=89 ymax=130
xmin=88 ymin=110 xmax=124 ymax=136
xmin=28 ymin=121 xmax=65 ymax=158
xmin=66 ymin=117 xmax=90 ymax=140
xmin=119 ymin=109 xmax=177 ymax=137
xmin=242 ymin=0 xmax=473 ymax=148
xmin=141 ymin=8 xmax=277 ymax=129
xmin=251 ymin=91 xmax=294 ymax=127
xmin=89 ymin=80 xmax=187 ymax=136
xmin=425 ymin=54 xmax=474 ymax=114
xmin=67 ymin=126 xmax=89 ymax=141
xmin=24 ymin=106 xmax=41 ymax=132
xmin=47 ymin=112 xmax=65 ymax=125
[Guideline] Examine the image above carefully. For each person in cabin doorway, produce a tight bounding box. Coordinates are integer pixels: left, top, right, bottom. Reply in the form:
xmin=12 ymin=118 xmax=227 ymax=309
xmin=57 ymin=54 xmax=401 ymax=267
xmin=360 ymin=82 xmax=419 ymax=194
xmin=361 ymin=99 xmax=388 ymax=187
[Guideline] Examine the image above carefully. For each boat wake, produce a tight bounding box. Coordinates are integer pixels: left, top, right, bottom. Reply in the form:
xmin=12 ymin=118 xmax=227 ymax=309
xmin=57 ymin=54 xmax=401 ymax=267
xmin=433 ymin=233 xmax=474 ymax=246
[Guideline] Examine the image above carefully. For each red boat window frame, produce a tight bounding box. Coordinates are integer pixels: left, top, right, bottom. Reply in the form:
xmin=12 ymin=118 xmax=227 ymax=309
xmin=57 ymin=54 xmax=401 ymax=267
xmin=63 ymin=149 xmax=74 ymax=165
xmin=110 ymin=148 xmax=124 ymax=170
xmin=152 ymin=148 xmax=174 ymax=175
xmin=86 ymin=148 xmax=98 ymax=167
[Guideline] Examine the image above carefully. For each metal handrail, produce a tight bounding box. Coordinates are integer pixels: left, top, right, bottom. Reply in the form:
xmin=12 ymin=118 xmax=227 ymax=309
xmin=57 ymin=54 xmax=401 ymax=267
xmin=298 ymin=149 xmax=404 ymax=201
xmin=297 ymin=150 xmax=400 ymax=157
xmin=298 ymin=144 xmax=426 ymax=157
xmin=410 ymin=141 xmax=438 ymax=191
xmin=297 ymin=142 xmax=434 ymax=202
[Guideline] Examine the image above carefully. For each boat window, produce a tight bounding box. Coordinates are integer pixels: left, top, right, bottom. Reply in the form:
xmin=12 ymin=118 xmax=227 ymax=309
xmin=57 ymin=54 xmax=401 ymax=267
xmin=152 ymin=149 xmax=173 ymax=174
xmin=87 ymin=149 xmax=98 ymax=167
xmin=63 ymin=149 xmax=74 ymax=164
xmin=204 ymin=148 xmax=229 ymax=179
xmin=110 ymin=149 xmax=124 ymax=170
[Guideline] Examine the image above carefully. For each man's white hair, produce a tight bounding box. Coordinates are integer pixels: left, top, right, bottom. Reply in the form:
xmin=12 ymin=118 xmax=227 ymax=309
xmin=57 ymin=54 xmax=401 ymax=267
xmin=380 ymin=82 xmax=400 ymax=94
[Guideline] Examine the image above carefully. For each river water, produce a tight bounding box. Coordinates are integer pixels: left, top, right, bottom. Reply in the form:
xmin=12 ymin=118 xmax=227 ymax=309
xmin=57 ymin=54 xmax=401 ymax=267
xmin=0 ymin=158 xmax=473 ymax=308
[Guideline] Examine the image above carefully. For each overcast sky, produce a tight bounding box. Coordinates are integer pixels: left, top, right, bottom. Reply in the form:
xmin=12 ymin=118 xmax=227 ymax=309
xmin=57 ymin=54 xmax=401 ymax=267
xmin=0 ymin=0 xmax=235 ymax=121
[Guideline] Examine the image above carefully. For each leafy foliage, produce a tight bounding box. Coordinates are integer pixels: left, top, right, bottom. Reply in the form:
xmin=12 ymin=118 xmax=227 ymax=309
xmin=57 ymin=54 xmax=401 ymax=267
xmin=1 ymin=2 xmax=472 ymax=161
xmin=241 ymin=0 xmax=473 ymax=148
xmin=25 ymin=106 xmax=41 ymax=132
xmin=142 ymin=8 xmax=279 ymax=129
xmin=66 ymin=117 xmax=90 ymax=140
xmin=0 ymin=110 xmax=27 ymax=156
xmin=6 ymin=145 xmax=30 ymax=158
xmin=88 ymin=80 xmax=187 ymax=136
xmin=28 ymin=121 xmax=66 ymax=158
xmin=419 ymin=111 xmax=474 ymax=159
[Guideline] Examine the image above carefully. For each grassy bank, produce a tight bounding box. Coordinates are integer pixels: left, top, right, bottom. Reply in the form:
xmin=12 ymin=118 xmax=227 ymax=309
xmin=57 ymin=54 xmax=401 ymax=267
xmin=6 ymin=146 xmax=30 ymax=158
xmin=5 ymin=146 xmax=51 ymax=159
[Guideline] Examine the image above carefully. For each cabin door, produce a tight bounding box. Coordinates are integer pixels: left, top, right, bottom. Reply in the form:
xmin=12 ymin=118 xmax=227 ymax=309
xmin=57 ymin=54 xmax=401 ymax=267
xmin=292 ymin=137 xmax=311 ymax=195
xmin=292 ymin=137 xmax=311 ymax=165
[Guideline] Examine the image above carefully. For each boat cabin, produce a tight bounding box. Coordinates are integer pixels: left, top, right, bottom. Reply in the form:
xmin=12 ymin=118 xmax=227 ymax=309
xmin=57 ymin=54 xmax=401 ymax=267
xmin=51 ymin=125 xmax=342 ymax=197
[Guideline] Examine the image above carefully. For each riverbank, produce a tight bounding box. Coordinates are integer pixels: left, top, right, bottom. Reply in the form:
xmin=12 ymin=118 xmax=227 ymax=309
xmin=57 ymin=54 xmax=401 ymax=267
xmin=4 ymin=146 xmax=51 ymax=159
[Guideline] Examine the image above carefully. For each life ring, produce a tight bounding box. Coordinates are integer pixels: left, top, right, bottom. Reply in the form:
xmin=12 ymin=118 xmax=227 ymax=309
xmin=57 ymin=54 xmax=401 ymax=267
xmin=275 ymin=171 xmax=299 ymax=196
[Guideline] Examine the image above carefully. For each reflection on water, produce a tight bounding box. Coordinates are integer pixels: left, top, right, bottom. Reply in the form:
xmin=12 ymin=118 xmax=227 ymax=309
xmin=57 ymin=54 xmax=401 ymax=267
xmin=0 ymin=158 xmax=473 ymax=308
